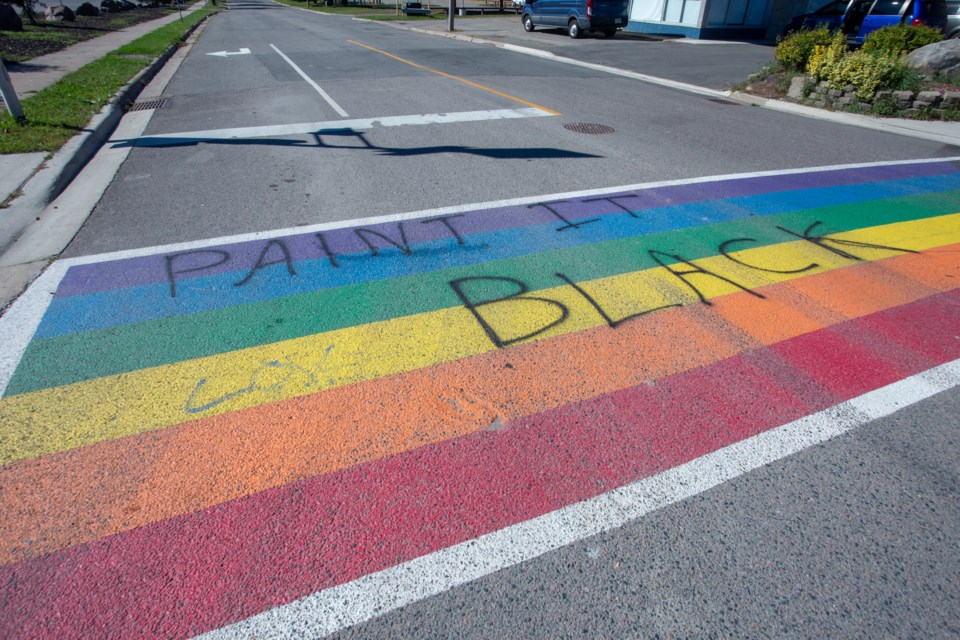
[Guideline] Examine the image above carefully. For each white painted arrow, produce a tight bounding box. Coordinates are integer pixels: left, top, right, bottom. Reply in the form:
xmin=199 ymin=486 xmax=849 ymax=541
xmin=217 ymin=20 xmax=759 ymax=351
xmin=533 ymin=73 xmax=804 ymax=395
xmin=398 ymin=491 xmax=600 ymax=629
xmin=207 ymin=48 xmax=251 ymax=58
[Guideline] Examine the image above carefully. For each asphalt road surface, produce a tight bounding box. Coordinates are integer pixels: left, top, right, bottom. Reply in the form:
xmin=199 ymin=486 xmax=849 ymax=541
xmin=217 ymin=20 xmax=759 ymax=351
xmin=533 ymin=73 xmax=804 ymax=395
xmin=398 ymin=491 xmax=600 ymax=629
xmin=1 ymin=1 xmax=959 ymax=638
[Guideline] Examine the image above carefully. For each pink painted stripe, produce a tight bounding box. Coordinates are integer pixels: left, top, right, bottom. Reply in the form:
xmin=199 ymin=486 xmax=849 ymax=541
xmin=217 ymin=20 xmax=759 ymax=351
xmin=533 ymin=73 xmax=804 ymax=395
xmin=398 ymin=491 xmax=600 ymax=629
xmin=1 ymin=289 xmax=958 ymax=640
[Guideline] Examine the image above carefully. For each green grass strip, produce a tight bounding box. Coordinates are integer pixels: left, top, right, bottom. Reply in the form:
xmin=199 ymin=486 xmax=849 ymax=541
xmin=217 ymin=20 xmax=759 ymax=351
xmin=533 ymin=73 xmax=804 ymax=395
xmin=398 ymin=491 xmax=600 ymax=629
xmin=7 ymin=190 xmax=957 ymax=396
xmin=0 ymin=9 xmax=216 ymax=155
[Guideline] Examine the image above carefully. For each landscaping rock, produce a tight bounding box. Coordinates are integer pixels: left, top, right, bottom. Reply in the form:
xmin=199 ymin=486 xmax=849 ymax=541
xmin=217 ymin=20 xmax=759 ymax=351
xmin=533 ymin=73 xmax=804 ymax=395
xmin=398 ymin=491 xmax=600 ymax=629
xmin=827 ymin=88 xmax=843 ymax=98
xmin=906 ymin=39 xmax=960 ymax=78
xmin=44 ymin=5 xmax=77 ymax=21
xmin=76 ymin=2 xmax=100 ymax=15
xmin=787 ymin=76 xmax=809 ymax=100
xmin=814 ymin=100 xmax=827 ymax=108
xmin=0 ymin=4 xmax=23 ymax=31
xmin=837 ymin=96 xmax=857 ymax=106
xmin=942 ymin=92 xmax=960 ymax=109
xmin=913 ymin=91 xmax=942 ymax=109
xmin=893 ymin=90 xmax=915 ymax=106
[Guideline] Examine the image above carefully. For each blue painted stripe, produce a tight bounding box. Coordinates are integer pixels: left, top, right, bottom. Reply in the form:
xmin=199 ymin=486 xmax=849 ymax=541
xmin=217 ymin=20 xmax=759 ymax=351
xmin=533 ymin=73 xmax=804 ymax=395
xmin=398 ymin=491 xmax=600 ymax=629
xmin=35 ymin=174 xmax=960 ymax=339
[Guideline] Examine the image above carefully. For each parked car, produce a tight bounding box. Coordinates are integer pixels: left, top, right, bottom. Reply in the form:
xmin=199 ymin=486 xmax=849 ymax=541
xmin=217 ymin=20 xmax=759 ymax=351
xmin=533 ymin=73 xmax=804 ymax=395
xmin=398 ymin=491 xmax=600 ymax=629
xmin=521 ymin=0 xmax=629 ymax=38
xmin=947 ymin=0 xmax=960 ymax=37
xmin=782 ymin=0 xmax=849 ymax=33
xmin=783 ymin=0 xmax=948 ymax=43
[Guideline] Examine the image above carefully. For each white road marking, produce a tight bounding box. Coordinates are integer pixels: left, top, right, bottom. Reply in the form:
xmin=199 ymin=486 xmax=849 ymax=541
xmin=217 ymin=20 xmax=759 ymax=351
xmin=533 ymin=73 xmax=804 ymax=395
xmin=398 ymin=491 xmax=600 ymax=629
xmin=194 ymin=358 xmax=960 ymax=640
xmin=0 ymin=261 xmax=67 ymax=397
xmin=269 ymin=43 xmax=349 ymax=117
xmin=118 ymin=107 xmax=554 ymax=145
xmin=36 ymin=155 xmax=960 ymax=269
xmin=207 ymin=48 xmax=252 ymax=57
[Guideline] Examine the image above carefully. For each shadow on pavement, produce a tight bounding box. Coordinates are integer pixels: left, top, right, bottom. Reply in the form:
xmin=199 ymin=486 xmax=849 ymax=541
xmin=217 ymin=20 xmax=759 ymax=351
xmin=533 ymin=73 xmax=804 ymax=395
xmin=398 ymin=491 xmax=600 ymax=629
xmin=110 ymin=128 xmax=602 ymax=159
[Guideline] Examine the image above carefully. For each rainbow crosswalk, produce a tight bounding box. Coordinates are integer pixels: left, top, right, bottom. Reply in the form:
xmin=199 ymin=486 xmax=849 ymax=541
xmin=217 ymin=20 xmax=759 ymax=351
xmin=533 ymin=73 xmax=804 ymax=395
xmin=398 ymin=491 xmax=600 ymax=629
xmin=1 ymin=158 xmax=959 ymax=638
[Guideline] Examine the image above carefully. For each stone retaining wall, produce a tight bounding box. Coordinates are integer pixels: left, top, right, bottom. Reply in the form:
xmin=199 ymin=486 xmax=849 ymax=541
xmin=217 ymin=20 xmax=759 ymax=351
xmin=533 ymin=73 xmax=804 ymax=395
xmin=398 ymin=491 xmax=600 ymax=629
xmin=789 ymin=76 xmax=960 ymax=119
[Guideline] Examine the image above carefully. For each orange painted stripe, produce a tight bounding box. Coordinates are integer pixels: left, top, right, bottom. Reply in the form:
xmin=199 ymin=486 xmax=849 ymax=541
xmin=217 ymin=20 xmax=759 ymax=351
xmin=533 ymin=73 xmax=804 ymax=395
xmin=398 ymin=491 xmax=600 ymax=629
xmin=1 ymin=245 xmax=957 ymax=567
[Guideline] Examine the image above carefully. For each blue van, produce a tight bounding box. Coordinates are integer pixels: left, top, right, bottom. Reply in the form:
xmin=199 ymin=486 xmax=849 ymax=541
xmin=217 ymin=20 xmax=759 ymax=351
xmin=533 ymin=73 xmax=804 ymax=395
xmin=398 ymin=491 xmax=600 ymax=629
xmin=521 ymin=0 xmax=629 ymax=38
xmin=784 ymin=0 xmax=949 ymax=43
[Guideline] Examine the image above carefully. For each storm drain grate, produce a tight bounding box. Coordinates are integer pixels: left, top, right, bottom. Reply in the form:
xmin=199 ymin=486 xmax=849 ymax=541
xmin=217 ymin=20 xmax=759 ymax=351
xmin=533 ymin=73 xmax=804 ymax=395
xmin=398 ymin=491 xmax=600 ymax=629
xmin=563 ymin=122 xmax=616 ymax=135
xmin=706 ymin=98 xmax=743 ymax=106
xmin=126 ymin=98 xmax=167 ymax=112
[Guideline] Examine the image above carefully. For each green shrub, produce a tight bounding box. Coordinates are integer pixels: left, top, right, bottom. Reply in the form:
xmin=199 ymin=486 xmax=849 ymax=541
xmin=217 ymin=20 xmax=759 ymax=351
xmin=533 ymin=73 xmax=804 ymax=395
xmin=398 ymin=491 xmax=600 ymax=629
xmin=861 ymin=24 xmax=942 ymax=56
xmin=889 ymin=65 xmax=925 ymax=92
xmin=806 ymin=30 xmax=914 ymax=100
xmin=775 ymin=28 xmax=835 ymax=71
xmin=831 ymin=50 xmax=910 ymax=99
xmin=872 ymin=93 xmax=899 ymax=116
xmin=806 ymin=31 xmax=850 ymax=81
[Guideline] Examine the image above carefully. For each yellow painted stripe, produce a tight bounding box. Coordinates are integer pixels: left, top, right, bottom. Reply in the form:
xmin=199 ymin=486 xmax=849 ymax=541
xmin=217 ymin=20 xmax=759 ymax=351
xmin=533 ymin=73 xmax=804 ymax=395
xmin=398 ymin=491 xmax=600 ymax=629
xmin=1 ymin=214 xmax=958 ymax=466
xmin=347 ymin=40 xmax=562 ymax=116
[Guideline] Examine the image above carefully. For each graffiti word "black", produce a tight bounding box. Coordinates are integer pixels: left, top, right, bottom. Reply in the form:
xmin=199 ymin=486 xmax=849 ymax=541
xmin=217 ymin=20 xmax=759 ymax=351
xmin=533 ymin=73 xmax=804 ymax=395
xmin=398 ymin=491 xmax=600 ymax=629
xmin=450 ymin=221 xmax=917 ymax=348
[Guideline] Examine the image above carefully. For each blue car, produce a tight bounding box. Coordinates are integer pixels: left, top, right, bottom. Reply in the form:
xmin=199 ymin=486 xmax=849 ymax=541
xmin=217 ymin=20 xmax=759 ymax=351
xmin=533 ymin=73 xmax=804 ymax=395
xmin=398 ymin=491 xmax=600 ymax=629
xmin=521 ymin=0 xmax=629 ymax=38
xmin=783 ymin=0 xmax=948 ymax=43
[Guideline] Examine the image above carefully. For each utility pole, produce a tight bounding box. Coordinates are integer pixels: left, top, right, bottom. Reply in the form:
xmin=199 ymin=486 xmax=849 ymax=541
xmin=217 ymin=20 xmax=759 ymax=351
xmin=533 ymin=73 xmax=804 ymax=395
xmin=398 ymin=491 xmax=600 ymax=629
xmin=0 ymin=60 xmax=25 ymax=122
xmin=448 ymin=0 xmax=455 ymax=30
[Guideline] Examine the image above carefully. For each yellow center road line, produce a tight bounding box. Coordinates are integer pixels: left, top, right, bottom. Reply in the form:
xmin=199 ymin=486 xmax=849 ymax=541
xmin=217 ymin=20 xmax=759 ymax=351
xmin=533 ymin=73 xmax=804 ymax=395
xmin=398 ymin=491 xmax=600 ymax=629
xmin=347 ymin=40 xmax=561 ymax=116
xmin=0 ymin=216 xmax=957 ymax=467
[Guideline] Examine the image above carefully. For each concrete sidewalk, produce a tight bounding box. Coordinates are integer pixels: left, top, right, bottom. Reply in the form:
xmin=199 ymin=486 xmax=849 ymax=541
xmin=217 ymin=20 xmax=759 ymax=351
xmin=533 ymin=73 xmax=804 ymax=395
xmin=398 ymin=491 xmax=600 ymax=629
xmin=392 ymin=16 xmax=960 ymax=147
xmin=0 ymin=3 xmax=208 ymax=213
xmin=9 ymin=6 xmax=203 ymax=100
xmin=0 ymin=3 xmax=210 ymax=308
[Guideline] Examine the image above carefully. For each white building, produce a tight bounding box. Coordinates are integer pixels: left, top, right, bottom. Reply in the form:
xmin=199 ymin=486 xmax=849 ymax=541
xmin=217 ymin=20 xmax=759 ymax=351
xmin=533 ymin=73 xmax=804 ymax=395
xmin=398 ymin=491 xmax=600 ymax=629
xmin=625 ymin=0 xmax=814 ymax=40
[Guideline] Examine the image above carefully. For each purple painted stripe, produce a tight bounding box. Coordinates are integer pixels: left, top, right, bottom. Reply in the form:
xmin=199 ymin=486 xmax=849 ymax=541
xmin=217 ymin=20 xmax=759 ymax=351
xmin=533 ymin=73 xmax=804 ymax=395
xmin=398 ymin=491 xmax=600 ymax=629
xmin=54 ymin=162 xmax=958 ymax=298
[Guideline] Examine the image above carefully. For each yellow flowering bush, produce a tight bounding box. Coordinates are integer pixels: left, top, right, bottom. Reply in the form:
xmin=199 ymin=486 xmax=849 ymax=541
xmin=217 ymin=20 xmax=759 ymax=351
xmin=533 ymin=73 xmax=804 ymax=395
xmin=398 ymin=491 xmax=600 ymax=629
xmin=806 ymin=31 xmax=849 ymax=81
xmin=775 ymin=28 xmax=834 ymax=71
xmin=832 ymin=50 xmax=909 ymax=99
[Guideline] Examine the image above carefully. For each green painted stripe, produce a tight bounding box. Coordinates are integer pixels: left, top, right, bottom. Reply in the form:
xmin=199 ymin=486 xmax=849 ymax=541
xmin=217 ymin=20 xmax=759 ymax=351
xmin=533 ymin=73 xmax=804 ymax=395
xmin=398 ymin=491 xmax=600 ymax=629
xmin=8 ymin=190 xmax=958 ymax=396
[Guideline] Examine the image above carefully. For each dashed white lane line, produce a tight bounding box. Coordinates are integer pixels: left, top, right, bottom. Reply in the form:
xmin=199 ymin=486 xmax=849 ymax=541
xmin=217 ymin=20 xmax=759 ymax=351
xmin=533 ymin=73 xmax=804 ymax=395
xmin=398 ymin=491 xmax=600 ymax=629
xmin=269 ymin=43 xmax=350 ymax=117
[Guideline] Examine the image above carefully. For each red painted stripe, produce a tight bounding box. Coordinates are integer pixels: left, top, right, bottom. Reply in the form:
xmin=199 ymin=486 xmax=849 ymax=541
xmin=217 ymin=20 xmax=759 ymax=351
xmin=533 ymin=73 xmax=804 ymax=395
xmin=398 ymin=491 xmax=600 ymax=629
xmin=770 ymin=326 xmax=912 ymax=399
xmin=1 ymin=289 xmax=958 ymax=640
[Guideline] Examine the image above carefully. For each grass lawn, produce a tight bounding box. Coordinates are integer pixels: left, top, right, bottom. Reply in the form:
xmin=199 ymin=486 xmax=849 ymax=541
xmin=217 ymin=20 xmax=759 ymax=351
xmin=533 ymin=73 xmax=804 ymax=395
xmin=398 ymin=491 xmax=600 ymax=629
xmin=0 ymin=8 xmax=184 ymax=64
xmin=0 ymin=8 xmax=218 ymax=154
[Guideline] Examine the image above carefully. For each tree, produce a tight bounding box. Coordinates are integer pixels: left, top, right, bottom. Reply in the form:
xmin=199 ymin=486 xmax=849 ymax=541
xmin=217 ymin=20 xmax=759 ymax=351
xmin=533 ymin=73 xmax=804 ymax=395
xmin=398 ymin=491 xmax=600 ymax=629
xmin=0 ymin=0 xmax=41 ymax=25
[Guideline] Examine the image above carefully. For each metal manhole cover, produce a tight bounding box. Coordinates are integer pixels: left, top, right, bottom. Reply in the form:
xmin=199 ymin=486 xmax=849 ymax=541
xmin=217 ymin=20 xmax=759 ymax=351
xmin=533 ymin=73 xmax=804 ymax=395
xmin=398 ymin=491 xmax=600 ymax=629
xmin=706 ymin=98 xmax=742 ymax=106
xmin=126 ymin=98 xmax=167 ymax=112
xmin=563 ymin=122 xmax=616 ymax=135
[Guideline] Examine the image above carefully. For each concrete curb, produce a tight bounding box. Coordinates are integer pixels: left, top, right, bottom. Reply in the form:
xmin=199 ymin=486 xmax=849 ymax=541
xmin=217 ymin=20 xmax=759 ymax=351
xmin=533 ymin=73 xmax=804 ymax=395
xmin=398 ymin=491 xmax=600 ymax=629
xmin=730 ymin=91 xmax=960 ymax=146
xmin=386 ymin=20 xmax=960 ymax=146
xmin=381 ymin=20 xmax=734 ymax=99
xmin=0 ymin=9 xmax=213 ymax=256
xmin=0 ymin=10 xmax=214 ymax=312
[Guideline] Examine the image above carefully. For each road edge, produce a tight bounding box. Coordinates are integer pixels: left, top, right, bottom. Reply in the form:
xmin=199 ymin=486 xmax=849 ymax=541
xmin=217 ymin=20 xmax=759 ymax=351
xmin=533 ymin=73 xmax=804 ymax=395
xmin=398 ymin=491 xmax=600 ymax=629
xmin=382 ymin=20 xmax=960 ymax=146
xmin=0 ymin=13 xmax=215 ymax=312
